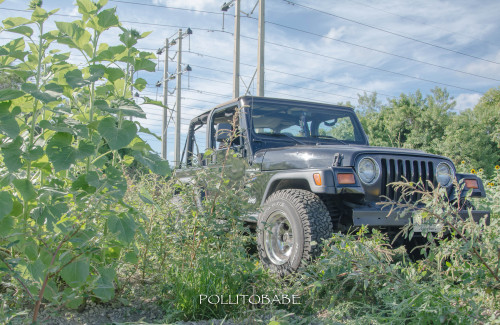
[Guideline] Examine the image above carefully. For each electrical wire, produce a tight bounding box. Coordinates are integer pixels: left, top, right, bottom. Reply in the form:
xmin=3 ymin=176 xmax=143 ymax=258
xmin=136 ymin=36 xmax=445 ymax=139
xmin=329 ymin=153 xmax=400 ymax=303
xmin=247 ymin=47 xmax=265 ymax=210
xmin=281 ymin=0 xmax=500 ymax=65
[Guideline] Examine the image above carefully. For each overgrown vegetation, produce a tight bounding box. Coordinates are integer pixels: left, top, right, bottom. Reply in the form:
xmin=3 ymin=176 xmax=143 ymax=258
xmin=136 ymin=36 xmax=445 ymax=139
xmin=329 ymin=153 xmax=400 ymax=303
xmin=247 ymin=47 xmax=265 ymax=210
xmin=0 ymin=1 xmax=499 ymax=324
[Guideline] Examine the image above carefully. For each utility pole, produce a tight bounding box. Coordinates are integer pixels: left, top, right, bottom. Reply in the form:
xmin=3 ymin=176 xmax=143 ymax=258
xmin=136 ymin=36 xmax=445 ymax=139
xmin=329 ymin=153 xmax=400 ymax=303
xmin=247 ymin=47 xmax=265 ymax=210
xmin=257 ymin=0 xmax=265 ymax=96
xmin=174 ymin=29 xmax=182 ymax=167
xmin=161 ymin=38 xmax=169 ymax=160
xmin=233 ymin=0 xmax=240 ymax=98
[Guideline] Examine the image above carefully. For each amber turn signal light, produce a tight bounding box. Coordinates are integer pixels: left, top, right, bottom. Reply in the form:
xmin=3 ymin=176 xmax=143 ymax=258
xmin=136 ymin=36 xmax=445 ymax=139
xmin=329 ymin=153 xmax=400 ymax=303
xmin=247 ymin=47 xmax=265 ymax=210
xmin=313 ymin=173 xmax=322 ymax=186
xmin=464 ymin=179 xmax=479 ymax=189
xmin=337 ymin=173 xmax=356 ymax=185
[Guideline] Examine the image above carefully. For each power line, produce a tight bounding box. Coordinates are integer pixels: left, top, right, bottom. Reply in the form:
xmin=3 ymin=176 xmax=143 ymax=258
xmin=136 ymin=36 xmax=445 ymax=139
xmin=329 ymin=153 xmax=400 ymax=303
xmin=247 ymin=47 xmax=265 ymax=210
xmin=241 ymin=35 xmax=485 ymax=93
xmin=282 ymin=0 xmax=500 ymax=66
xmin=110 ymin=0 xmax=224 ymax=15
xmin=264 ymin=20 xmax=500 ymax=82
xmin=346 ymin=0 xmax=499 ymax=49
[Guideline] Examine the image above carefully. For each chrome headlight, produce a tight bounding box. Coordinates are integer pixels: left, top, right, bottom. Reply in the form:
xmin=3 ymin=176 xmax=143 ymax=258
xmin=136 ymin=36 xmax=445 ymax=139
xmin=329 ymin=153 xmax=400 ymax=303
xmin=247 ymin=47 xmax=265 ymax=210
xmin=357 ymin=157 xmax=380 ymax=184
xmin=436 ymin=162 xmax=454 ymax=187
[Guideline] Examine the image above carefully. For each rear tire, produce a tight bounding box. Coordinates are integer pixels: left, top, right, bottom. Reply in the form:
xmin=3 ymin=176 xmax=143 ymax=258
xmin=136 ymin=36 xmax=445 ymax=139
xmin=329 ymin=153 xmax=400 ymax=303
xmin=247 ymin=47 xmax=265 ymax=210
xmin=257 ymin=189 xmax=333 ymax=276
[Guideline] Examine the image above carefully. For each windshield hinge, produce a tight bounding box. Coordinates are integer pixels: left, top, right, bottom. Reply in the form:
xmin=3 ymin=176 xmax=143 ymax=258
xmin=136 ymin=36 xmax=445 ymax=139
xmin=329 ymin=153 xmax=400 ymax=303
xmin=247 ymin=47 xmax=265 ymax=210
xmin=333 ymin=153 xmax=344 ymax=167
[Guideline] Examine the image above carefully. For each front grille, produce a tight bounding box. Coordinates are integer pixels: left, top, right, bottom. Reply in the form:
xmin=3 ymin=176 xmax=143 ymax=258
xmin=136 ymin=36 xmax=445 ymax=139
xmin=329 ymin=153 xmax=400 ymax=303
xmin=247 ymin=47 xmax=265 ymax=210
xmin=380 ymin=158 xmax=435 ymax=202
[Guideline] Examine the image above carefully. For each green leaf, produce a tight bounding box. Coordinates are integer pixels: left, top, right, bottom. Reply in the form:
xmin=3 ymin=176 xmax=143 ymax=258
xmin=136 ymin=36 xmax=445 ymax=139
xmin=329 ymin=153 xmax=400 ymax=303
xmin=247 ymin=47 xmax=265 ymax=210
xmin=133 ymin=78 xmax=147 ymax=91
xmin=0 ymin=101 xmax=20 ymax=138
xmin=77 ymin=140 xmax=95 ymax=159
xmin=96 ymin=8 xmax=119 ymax=31
xmin=60 ymin=258 xmax=90 ymax=288
xmin=46 ymin=132 xmax=77 ymax=172
xmin=133 ymin=58 xmax=156 ymax=72
xmin=21 ymin=83 xmax=59 ymax=103
xmin=132 ymin=151 xmax=170 ymax=176
xmin=0 ymin=38 xmax=27 ymax=63
xmin=87 ymin=64 xmax=105 ymax=82
xmin=113 ymin=98 xmax=146 ymax=118
xmin=0 ymin=216 xmax=14 ymax=236
xmin=98 ymin=117 xmax=137 ymax=150
xmin=1 ymin=136 xmax=23 ymax=172
xmin=0 ymin=89 xmax=25 ymax=101
xmin=31 ymin=7 xmax=54 ymax=23
xmin=103 ymin=166 xmax=127 ymax=199
xmin=108 ymin=213 xmax=136 ymax=244
xmin=27 ymin=258 xmax=45 ymax=282
xmin=22 ymin=146 xmax=44 ymax=161
xmin=65 ymin=69 xmax=89 ymax=88
xmin=104 ymin=67 xmax=124 ymax=82
xmin=13 ymin=178 xmax=37 ymax=202
xmin=77 ymin=0 xmax=98 ymax=16
xmin=37 ymin=203 xmax=69 ymax=231
xmin=92 ymin=267 xmax=115 ymax=301
xmin=137 ymin=124 xmax=161 ymax=141
xmin=2 ymin=17 xmax=30 ymax=28
xmin=56 ymin=21 xmax=91 ymax=49
xmin=124 ymin=251 xmax=138 ymax=264
xmin=6 ymin=26 xmax=33 ymax=37
xmin=0 ymin=191 xmax=13 ymax=220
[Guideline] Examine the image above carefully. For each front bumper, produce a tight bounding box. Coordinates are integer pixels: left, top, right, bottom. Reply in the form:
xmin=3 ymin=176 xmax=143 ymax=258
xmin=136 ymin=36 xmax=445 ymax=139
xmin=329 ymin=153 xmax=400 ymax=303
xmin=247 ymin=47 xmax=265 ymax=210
xmin=352 ymin=205 xmax=490 ymax=227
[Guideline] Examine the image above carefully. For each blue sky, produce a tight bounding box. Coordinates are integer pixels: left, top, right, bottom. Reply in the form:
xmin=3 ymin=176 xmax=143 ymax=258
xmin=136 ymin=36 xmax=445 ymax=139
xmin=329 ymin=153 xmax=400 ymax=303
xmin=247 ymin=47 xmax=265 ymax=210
xmin=1 ymin=0 xmax=500 ymax=162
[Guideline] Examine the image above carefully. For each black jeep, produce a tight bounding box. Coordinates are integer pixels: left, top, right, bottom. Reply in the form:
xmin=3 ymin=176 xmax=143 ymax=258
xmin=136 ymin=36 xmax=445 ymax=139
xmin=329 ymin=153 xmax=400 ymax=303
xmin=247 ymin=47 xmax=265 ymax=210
xmin=175 ymin=96 xmax=489 ymax=274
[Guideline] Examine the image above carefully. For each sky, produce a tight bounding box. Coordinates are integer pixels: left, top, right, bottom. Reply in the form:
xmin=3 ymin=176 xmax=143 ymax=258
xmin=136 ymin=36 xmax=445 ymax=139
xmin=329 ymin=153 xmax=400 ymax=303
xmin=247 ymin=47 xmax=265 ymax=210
xmin=1 ymin=0 xmax=500 ymax=162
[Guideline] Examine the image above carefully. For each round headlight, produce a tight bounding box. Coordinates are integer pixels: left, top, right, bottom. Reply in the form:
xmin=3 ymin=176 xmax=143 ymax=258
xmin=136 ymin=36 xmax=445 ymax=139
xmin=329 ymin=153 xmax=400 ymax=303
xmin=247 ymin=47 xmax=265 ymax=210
xmin=357 ymin=157 xmax=380 ymax=184
xmin=436 ymin=162 xmax=454 ymax=187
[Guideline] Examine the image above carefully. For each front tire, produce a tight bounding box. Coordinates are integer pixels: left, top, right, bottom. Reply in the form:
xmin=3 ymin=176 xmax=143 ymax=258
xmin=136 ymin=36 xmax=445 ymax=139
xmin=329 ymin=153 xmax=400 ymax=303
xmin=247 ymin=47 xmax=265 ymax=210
xmin=257 ymin=189 xmax=333 ymax=275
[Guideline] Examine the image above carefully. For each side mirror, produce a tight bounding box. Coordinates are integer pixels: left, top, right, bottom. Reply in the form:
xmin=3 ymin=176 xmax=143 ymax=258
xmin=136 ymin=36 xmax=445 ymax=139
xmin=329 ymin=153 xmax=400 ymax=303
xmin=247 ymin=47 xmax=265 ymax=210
xmin=216 ymin=123 xmax=232 ymax=142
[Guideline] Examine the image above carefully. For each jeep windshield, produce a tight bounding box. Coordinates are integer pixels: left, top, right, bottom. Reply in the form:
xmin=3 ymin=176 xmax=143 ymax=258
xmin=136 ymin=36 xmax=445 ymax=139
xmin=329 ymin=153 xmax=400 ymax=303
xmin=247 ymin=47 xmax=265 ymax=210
xmin=250 ymin=101 xmax=367 ymax=145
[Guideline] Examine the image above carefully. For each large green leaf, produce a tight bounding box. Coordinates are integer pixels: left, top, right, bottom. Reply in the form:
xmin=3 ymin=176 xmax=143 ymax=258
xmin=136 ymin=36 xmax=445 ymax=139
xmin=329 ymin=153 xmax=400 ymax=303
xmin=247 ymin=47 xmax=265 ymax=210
xmin=0 ymin=38 xmax=27 ymax=64
xmin=108 ymin=213 xmax=136 ymax=244
xmin=64 ymin=69 xmax=89 ymax=89
xmin=133 ymin=58 xmax=156 ymax=72
xmin=0 ymin=89 xmax=25 ymax=101
xmin=27 ymin=258 xmax=45 ymax=283
xmin=46 ymin=132 xmax=78 ymax=172
xmin=132 ymin=151 xmax=170 ymax=176
xmin=98 ymin=117 xmax=137 ymax=150
xmin=88 ymin=8 xmax=119 ymax=32
xmin=133 ymin=78 xmax=147 ymax=91
xmin=95 ymin=98 xmax=146 ymax=118
xmin=0 ymin=191 xmax=13 ymax=220
xmin=60 ymin=258 xmax=90 ymax=288
xmin=92 ymin=267 xmax=115 ymax=301
xmin=6 ymin=26 xmax=33 ymax=37
xmin=87 ymin=64 xmax=105 ymax=82
xmin=104 ymin=67 xmax=124 ymax=83
xmin=21 ymin=83 xmax=59 ymax=103
xmin=1 ymin=136 xmax=23 ymax=171
xmin=103 ymin=166 xmax=127 ymax=199
xmin=56 ymin=21 xmax=91 ymax=50
xmin=2 ymin=17 xmax=31 ymax=28
xmin=40 ymin=116 xmax=88 ymax=137
xmin=13 ymin=178 xmax=37 ymax=202
xmin=0 ymin=215 xmax=14 ymax=237
xmin=0 ymin=101 xmax=20 ymax=138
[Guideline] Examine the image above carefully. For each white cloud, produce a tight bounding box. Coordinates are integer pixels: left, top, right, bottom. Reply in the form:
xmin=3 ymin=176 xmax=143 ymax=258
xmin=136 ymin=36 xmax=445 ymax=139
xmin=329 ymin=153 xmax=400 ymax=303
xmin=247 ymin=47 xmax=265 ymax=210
xmin=454 ymin=93 xmax=482 ymax=112
xmin=152 ymin=0 xmax=221 ymax=11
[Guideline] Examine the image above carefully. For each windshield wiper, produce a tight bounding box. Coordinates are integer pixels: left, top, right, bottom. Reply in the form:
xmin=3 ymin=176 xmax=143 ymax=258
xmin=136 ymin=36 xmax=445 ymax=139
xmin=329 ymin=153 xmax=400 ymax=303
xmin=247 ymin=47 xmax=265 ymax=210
xmin=258 ymin=133 xmax=307 ymax=145
xmin=311 ymin=135 xmax=348 ymax=145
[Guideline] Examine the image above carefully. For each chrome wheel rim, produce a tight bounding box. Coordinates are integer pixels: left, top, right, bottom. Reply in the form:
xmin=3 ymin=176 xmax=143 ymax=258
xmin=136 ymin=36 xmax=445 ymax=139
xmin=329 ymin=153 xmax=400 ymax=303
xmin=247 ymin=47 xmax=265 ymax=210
xmin=264 ymin=211 xmax=294 ymax=265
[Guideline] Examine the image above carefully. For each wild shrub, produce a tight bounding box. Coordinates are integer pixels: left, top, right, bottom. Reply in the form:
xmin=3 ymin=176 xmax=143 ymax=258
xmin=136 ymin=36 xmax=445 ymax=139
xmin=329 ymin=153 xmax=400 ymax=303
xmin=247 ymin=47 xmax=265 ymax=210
xmin=0 ymin=1 xmax=169 ymax=322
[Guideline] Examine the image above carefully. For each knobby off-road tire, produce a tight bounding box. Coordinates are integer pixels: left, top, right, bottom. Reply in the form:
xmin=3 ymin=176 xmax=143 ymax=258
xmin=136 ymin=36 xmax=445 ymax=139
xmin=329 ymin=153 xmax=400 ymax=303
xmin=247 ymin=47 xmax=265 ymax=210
xmin=257 ymin=189 xmax=333 ymax=276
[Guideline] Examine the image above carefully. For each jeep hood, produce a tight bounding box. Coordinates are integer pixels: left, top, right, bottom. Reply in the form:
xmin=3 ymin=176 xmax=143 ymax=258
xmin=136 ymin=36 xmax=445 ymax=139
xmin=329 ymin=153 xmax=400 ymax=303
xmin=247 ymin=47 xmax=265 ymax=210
xmin=259 ymin=145 xmax=451 ymax=171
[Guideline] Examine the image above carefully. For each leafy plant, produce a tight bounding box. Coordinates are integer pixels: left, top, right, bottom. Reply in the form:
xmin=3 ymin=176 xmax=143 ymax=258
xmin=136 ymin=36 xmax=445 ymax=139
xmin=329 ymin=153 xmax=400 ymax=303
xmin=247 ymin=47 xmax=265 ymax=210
xmin=0 ymin=1 xmax=169 ymax=322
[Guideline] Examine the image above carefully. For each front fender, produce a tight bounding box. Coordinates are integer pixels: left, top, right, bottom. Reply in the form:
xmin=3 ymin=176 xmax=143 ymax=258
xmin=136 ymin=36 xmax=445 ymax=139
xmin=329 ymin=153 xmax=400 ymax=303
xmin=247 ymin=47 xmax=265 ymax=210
xmin=452 ymin=173 xmax=487 ymax=199
xmin=260 ymin=167 xmax=365 ymax=206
